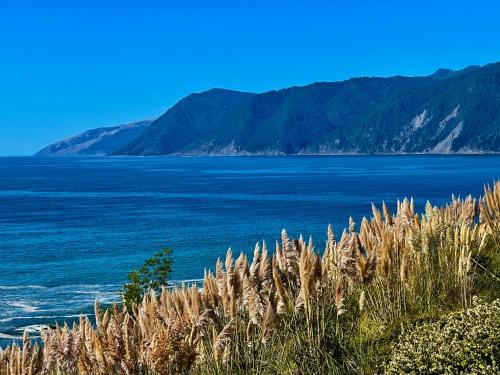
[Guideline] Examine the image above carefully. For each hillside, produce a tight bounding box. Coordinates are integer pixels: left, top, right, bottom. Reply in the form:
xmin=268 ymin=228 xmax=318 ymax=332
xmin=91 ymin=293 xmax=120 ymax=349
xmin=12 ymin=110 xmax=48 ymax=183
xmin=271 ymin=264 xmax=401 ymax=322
xmin=35 ymin=120 xmax=152 ymax=156
xmin=117 ymin=89 xmax=257 ymax=155
xmin=116 ymin=62 xmax=500 ymax=155
xmin=38 ymin=63 xmax=500 ymax=156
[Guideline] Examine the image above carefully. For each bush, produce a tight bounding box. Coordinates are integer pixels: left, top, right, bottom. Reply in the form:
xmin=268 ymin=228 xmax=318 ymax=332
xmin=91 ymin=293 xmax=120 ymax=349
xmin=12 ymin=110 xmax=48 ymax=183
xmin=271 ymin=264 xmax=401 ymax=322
xmin=386 ymin=298 xmax=500 ymax=374
xmin=121 ymin=247 xmax=173 ymax=309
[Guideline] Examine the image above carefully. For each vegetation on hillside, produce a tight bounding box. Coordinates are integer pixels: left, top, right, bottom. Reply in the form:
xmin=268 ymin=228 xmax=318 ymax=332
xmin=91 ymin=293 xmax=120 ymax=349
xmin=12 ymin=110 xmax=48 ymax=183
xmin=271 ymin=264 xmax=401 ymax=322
xmin=114 ymin=63 xmax=500 ymax=156
xmin=1 ymin=181 xmax=499 ymax=374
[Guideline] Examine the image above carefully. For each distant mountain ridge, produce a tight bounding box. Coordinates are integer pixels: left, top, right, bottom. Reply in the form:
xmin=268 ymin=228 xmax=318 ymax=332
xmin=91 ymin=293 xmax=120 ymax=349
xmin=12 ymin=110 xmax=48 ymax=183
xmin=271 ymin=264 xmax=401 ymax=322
xmin=37 ymin=63 xmax=500 ymax=156
xmin=36 ymin=120 xmax=153 ymax=156
xmin=120 ymin=89 xmax=257 ymax=155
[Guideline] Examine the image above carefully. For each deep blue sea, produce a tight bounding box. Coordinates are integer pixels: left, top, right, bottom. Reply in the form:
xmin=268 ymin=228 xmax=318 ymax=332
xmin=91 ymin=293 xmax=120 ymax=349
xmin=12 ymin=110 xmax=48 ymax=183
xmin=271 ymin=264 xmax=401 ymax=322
xmin=0 ymin=155 xmax=499 ymax=346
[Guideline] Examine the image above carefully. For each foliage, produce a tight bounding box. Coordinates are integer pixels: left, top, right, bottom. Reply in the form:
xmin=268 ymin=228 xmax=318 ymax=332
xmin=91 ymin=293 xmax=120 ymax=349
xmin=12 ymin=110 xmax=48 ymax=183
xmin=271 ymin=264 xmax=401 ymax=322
xmin=1 ymin=181 xmax=499 ymax=375
xmin=121 ymin=247 xmax=173 ymax=309
xmin=386 ymin=298 xmax=500 ymax=374
xmin=118 ymin=63 xmax=500 ymax=156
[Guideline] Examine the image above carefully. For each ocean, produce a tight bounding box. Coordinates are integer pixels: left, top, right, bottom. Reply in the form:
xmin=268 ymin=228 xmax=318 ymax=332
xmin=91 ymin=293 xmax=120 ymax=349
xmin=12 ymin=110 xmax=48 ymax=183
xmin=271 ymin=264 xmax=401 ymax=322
xmin=0 ymin=155 xmax=499 ymax=347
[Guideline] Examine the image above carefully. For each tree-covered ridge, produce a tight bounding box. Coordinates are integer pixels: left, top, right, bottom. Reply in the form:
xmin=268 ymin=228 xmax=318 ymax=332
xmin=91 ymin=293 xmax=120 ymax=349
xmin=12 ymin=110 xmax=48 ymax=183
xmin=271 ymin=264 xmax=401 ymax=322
xmin=117 ymin=63 xmax=500 ymax=155
xmin=38 ymin=63 xmax=500 ymax=156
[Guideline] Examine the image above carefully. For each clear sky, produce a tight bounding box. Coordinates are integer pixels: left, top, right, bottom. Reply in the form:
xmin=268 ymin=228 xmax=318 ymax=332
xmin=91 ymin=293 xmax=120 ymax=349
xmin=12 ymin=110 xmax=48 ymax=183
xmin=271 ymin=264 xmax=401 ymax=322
xmin=1 ymin=0 xmax=500 ymax=155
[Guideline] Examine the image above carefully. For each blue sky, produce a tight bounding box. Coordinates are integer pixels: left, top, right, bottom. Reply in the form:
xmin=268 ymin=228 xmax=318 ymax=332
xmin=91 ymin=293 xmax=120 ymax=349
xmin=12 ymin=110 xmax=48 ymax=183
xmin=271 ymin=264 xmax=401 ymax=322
xmin=1 ymin=0 xmax=500 ymax=155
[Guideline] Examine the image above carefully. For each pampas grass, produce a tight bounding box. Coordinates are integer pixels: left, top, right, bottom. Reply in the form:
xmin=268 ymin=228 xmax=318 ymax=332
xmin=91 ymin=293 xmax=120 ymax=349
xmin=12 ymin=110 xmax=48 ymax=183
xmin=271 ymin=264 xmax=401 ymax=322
xmin=1 ymin=181 xmax=499 ymax=374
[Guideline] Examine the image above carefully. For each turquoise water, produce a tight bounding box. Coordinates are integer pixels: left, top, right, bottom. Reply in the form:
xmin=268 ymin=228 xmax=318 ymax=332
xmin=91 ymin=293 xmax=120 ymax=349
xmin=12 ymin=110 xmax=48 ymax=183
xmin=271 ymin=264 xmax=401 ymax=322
xmin=0 ymin=155 xmax=499 ymax=346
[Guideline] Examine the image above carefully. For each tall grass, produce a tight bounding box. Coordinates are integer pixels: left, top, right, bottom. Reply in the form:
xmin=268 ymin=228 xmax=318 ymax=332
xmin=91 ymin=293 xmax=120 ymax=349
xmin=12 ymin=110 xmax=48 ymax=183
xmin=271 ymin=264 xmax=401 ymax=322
xmin=1 ymin=181 xmax=499 ymax=375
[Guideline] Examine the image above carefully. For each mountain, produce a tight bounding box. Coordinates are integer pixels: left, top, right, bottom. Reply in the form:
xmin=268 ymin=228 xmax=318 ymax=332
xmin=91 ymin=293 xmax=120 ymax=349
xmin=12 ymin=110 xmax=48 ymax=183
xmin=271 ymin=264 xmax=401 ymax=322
xmin=36 ymin=120 xmax=153 ymax=156
xmin=119 ymin=89 xmax=256 ymax=155
xmin=115 ymin=62 xmax=500 ymax=155
xmin=200 ymin=63 xmax=500 ymax=155
xmin=39 ymin=62 xmax=500 ymax=156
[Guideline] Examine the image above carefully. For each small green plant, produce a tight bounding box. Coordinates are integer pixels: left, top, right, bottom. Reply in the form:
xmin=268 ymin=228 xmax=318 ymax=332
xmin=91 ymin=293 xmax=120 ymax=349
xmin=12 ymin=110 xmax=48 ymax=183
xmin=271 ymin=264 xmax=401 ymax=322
xmin=121 ymin=247 xmax=173 ymax=309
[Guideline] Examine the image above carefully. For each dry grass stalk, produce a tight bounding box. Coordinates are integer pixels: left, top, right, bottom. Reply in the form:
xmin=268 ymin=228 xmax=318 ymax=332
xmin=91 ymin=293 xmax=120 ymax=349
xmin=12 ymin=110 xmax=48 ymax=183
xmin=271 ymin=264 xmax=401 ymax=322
xmin=1 ymin=181 xmax=499 ymax=374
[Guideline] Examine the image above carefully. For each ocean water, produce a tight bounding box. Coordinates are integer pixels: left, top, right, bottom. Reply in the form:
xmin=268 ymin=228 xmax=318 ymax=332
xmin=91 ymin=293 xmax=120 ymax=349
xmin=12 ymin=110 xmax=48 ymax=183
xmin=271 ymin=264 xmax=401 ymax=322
xmin=0 ymin=155 xmax=499 ymax=346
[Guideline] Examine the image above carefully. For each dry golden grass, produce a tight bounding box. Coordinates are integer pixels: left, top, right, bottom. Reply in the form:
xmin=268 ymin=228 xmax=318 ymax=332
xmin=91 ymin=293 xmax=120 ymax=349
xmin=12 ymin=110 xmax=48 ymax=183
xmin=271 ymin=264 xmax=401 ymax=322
xmin=1 ymin=181 xmax=499 ymax=375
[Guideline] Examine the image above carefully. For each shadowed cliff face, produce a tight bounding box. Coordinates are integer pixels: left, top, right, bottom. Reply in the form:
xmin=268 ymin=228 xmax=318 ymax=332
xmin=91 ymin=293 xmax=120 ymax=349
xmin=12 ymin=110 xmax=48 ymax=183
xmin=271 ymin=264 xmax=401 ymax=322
xmin=40 ymin=63 xmax=500 ymax=156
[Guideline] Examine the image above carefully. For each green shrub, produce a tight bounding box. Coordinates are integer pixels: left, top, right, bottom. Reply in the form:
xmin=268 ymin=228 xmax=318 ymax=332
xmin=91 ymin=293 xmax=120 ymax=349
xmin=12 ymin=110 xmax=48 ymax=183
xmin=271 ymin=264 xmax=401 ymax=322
xmin=386 ymin=298 xmax=500 ymax=374
xmin=121 ymin=247 xmax=173 ymax=309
